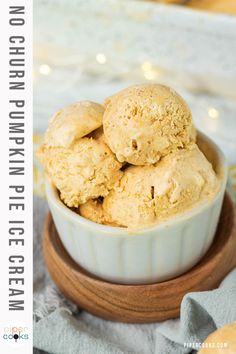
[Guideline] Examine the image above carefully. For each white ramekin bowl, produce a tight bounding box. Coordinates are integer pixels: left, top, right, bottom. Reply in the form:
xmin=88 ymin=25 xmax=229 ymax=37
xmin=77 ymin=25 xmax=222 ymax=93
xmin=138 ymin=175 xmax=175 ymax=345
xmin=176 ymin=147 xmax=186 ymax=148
xmin=45 ymin=132 xmax=227 ymax=284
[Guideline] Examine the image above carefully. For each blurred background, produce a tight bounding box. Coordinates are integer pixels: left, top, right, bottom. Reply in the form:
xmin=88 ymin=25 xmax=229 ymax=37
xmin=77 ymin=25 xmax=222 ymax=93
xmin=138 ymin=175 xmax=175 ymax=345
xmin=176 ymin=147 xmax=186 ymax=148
xmin=33 ymin=0 xmax=236 ymax=197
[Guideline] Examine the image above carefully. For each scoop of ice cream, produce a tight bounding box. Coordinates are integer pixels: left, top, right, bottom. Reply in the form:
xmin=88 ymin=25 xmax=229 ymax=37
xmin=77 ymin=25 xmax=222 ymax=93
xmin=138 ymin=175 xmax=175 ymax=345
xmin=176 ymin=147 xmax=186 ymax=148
xmin=102 ymin=144 xmax=219 ymax=229
xmin=87 ymin=126 xmax=107 ymax=144
xmin=44 ymin=101 xmax=104 ymax=148
xmin=79 ymin=199 xmax=123 ymax=227
xmin=199 ymin=322 xmax=236 ymax=354
xmin=103 ymin=84 xmax=196 ymax=165
xmin=37 ymin=135 xmax=122 ymax=207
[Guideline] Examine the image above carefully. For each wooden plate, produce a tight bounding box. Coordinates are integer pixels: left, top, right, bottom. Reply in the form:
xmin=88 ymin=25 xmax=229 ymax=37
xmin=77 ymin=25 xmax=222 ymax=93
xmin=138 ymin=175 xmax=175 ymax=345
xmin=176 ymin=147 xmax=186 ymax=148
xmin=43 ymin=193 xmax=236 ymax=323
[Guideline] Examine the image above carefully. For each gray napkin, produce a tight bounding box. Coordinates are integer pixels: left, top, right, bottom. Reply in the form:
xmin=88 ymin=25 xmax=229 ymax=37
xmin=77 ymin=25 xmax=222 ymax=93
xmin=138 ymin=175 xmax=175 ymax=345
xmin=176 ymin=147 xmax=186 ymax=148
xmin=33 ymin=197 xmax=236 ymax=354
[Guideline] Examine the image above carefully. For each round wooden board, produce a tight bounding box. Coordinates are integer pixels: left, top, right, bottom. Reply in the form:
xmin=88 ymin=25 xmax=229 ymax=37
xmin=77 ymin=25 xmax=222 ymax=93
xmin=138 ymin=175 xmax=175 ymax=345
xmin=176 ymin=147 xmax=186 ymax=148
xmin=43 ymin=193 xmax=236 ymax=323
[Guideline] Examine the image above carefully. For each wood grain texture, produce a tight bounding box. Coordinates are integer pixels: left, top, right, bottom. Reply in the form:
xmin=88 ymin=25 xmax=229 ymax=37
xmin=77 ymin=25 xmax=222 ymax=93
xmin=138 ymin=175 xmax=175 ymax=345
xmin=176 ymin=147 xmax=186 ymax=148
xmin=43 ymin=193 xmax=236 ymax=323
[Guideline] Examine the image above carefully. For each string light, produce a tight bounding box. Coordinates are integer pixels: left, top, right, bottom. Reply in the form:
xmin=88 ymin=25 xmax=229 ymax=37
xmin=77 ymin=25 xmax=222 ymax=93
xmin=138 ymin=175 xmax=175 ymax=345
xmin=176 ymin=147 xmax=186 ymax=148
xmin=39 ymin=64 xmax=51 ymax=75
xmin=141 ymin=61 xmax=152 ymax=71
xmin=96 ymin=53 xmax=107 ymax=64
xmin=208 ymin=107 xmax=219 ymax=119
xmin=141 ymin=61 xmax=158 ymax=80
xmin=205 ymin=107 xmax=220 ymax=133
xmin=144 ymin=70 xmax=157 ymax=80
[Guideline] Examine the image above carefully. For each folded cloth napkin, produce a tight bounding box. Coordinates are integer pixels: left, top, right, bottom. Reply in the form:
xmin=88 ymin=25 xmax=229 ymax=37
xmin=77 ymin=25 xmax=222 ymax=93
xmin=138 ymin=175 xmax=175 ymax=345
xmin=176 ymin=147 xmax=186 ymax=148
xmin=33 ymin=196 xmax=236 ymax=354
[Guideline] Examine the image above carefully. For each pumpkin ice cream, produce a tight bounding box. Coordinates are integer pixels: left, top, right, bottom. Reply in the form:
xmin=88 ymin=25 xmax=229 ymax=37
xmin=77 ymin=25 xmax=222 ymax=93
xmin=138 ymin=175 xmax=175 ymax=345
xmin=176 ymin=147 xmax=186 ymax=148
xmin=44 ymin=101 xmax=104 ymax=148
xmin=38 ymin=85 xmax=220 ymax=231
xmin=103 ymin=84 xmax=196 ymax=165
xmin=79 ymin=199 xmax=123 ymax=227
xmin=37 ymin=102 xmax=122 ymax=207
xmin=95 ymin=144 xmax=219 ymax=229
xmin=199 ymin=322 xmax=236 ymax=354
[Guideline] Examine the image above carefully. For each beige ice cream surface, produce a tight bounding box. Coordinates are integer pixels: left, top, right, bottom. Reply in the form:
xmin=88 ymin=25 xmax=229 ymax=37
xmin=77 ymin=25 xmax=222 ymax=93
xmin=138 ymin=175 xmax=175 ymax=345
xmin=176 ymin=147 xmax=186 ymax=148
xmin=38 ymin=135 xmax=122 ymax=207
xmin=38 ymin=86 xmax=220 ymax=231
xmin=79 ymin=199 xmax=123 ymax=227
xmin=44 ymin=101 xmax=104 ymax=148
xmin=103 ymin=84 xmax=196 ymax=165
xmin=102 ymin=143 xmax=219 ymax=229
